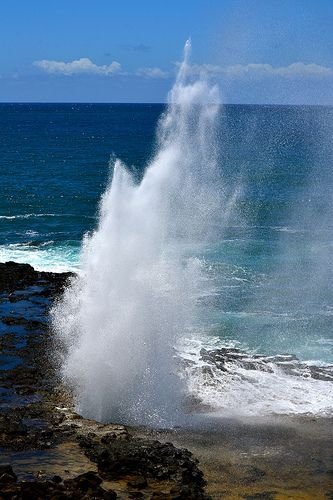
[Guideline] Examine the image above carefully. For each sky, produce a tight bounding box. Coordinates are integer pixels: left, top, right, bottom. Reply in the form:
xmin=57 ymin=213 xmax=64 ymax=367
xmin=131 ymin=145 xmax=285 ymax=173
xmin=1 ymin=0 xmax=333 ymax=104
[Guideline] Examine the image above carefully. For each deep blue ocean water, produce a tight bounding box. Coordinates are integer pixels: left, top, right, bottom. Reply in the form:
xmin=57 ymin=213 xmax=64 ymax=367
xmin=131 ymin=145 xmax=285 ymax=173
xmin=1 ymin=103 xmax=333 ymax=370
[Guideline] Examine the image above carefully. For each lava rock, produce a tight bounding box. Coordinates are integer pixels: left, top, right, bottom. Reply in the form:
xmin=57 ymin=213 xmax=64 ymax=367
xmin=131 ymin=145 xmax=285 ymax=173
xmin=0 ymin=472 xmax=17 ymax=484
xmin=127 ymin=476 xmax=148 ymax=489
xmin=80 ymin=434 xmax=208 ymax=498
xmin=64 ymin=470 xmax=103 ymax=492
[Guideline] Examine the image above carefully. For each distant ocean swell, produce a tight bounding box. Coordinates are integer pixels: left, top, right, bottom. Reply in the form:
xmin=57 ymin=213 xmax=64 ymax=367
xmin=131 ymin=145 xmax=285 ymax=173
xmin=0 ymin=213 xmax=95 ymax=220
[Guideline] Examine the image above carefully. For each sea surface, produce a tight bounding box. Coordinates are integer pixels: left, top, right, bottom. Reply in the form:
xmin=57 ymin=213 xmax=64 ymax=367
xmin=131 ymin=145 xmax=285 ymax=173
xmin=1 ymin=103 xmax=333 ymax=416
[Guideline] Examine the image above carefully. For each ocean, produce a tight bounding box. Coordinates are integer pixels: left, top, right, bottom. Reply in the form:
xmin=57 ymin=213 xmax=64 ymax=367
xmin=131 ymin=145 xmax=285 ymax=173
xmin=1 ymin=102 xmax=333 ymax=418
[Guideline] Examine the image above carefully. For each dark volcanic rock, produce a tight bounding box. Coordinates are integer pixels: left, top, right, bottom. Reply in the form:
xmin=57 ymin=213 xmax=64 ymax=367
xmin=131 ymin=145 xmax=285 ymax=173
xmin=0 ymin=261 xmax=210 ymax=499
xmin=199 ymin=346 xmax=333 ymax=382
xmin=0 ymin=474 xmax=118 ymax=498
xmin=0 ymin=464 xmax=17 ymax=484
xmin=64 ymin=471 xmax=104 ymax=494
xmin=79 ymin=433 xmax=207 ymax=498
xmin=0 ymin=261 xmax=73 ymax=295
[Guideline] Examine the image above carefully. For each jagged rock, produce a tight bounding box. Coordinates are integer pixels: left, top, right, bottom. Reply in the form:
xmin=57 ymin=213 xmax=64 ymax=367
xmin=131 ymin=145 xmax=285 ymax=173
xmin=0 ymin=465 xmax=17 ymax=484
xmin=79 ymin=433 xmax=208 ymax=498
xmin=0 ymin=261 xmax=73 ymax=295
xmin=199 ymin=346 xmax=333 ymax=382
xmin=0 ymin=465 xmax=16 ymax=477
xmin=64 ymin=470 xmax=103 ymax=491
xmin=0 ymin=261 xmax=210 ymax=499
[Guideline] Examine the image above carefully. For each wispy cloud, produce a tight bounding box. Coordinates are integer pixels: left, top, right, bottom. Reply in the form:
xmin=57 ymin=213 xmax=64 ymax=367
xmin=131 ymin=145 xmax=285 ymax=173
xmin=224 ymin=62 xmax=333 ymax=78
xmin=136 ymin=67 xmax=170 ymax=79
xmin=34 ymin=58 xmax=121 ymax=76
xmin=185 ymin=62 xmax=333 ymax=79
xmin=33 ymin=57 xmax=169 ymax=79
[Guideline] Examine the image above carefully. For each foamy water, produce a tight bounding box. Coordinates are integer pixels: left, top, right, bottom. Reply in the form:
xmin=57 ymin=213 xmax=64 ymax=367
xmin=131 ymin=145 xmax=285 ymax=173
xmin=0 ymin=242 xmax=80 ymax=273
xmin=179 ymin=336 xmax=333 ymax=417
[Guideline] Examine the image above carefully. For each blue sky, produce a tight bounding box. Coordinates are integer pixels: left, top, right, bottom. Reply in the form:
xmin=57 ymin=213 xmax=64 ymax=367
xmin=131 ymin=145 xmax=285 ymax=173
xmin=1 ymin=0 xmax=333 ymax=103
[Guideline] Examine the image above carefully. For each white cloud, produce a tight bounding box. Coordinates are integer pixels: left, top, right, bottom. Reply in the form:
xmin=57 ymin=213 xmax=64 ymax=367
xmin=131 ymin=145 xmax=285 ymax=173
xmin=136 ymin=67 xmax=169 ymax=79
xmin=33 ymin=57 xmax=333 ymax=82
xmin=182 ymin=62 xmax=333 ymax=79
xmin=223 ymin=62 xmax=333 ymax=78
xmin=34 ymin=57 xmax=121 ymax=76
xmin=275 ymin=62 xmax=333 ymax=77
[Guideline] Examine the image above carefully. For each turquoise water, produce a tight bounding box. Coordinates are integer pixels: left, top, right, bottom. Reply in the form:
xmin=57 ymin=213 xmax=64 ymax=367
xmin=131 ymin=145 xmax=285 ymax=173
xmin=1 ymin=103 xmax=333 ymax=367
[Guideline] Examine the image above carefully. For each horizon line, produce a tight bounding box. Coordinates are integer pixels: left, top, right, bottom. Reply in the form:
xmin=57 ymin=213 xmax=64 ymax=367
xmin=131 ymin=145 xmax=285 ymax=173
xmin=1 ymin=101 xmax=333 ymax=107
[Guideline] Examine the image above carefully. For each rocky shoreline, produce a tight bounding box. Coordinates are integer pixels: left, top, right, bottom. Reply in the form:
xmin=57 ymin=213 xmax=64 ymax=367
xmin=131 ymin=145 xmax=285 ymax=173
xmin=1 ymin=262 xmax=333 ymax=499
xmin=0 ymin=262 xmax=208 ymax=499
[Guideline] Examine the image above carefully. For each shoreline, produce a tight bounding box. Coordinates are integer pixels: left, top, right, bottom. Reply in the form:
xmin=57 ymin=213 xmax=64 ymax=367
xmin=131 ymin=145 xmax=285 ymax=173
xmin=0 ymin=261 xmax=332 ymax=498
xmin=0 ymin=262 xmax=207 ymax=498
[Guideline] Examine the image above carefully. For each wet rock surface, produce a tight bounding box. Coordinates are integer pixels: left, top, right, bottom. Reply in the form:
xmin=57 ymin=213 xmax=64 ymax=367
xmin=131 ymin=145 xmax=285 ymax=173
xmin=199 ymin=346 xmax=333 ymax=382
xmin=0 ymin=262 xmax=208 ymax=499
xmin=0 ymin=467 xmax=117 ymax=499
xmin=78 ymin=433 xmax=205 ymax=496
xmin=0 ymin=261 xmax=72 ymax=296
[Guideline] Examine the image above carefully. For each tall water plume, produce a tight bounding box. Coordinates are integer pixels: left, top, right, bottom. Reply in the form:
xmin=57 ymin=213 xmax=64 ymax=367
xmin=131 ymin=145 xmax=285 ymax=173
xmin=51 ymin=41 xmax=230 ymax=426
